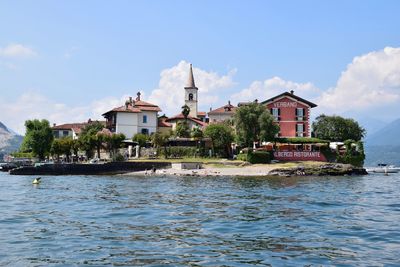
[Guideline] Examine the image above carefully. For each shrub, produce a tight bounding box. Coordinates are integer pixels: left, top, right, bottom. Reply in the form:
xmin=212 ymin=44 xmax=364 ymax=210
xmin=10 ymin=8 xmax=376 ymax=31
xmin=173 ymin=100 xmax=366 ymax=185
xmin=320 ymin=146 xmax=337 ymax=162
xmin=112 ymin=153 xmax=125 ymax=162
xmin=248 ymin=150 xmax=271 ymax=164
xmin=237 ymin=153 xmax=248 ymax=161
xmin=237 ymin=149 xmax=271 ymax=164
xmin=158 ymin=146 xmax=198 ymax=158
xmin=337 ymin=140 xmax=365 ymax=167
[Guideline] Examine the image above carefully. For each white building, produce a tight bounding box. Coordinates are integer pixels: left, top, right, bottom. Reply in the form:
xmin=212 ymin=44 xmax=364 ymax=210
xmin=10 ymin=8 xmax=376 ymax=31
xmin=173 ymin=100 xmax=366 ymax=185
xmin=52 ymin=119 xmax=105 ymax=140
xmin=102 ymin=92 xmax=161 ymax=138
xmin=208 ymin=101 xmax=236 ymax=123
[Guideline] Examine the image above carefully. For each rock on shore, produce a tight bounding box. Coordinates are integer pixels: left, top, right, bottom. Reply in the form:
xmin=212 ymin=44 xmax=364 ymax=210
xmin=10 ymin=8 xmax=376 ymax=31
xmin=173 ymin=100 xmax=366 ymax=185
xmin=268 ymin=163 xmax=368 ymax=176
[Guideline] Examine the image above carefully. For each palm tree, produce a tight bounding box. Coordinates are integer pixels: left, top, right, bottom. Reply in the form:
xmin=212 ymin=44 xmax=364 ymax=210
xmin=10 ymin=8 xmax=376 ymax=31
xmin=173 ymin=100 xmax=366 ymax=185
xmin=181 ymin=105 xmax=190 ymax=120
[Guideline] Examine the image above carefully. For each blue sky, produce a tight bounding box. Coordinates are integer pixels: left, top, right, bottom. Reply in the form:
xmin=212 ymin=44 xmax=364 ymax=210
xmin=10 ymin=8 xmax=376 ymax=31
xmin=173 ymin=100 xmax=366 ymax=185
xmin=1 ymin=0 xmax=400 ymax=134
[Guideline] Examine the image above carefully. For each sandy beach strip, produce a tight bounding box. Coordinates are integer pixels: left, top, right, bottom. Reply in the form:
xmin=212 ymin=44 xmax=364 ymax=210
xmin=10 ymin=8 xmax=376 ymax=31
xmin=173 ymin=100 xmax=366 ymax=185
xmin=123 ymin=164 xmax=278 ymax=177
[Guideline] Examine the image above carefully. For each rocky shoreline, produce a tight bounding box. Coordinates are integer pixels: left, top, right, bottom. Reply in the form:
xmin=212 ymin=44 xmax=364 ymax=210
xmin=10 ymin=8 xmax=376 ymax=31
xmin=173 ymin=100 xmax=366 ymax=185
xmin=267 ymin=163 xmax=368 ymax=177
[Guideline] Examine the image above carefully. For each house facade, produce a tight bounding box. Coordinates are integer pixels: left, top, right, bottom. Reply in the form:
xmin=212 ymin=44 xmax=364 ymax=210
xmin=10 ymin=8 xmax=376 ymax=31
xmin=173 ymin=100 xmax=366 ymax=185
xmin=102 ymin=92 xmax=161 ymax=138
xmin=261 ymin=91 xmax=317 ymax=137
xmin=52 ymin=120 xmax=105 ymax=140
xmin=208 ymin=101 xmax=236 ymax=123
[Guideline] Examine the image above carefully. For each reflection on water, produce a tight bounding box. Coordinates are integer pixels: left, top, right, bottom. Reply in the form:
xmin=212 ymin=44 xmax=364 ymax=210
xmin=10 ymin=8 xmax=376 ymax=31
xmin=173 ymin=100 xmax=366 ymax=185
xmin=0 ymin=173 xmax=399 ymax=266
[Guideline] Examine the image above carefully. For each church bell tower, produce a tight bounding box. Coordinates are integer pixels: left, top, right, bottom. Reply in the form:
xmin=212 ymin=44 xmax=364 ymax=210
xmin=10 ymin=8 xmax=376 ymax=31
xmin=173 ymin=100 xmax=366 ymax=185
xmin=184 ymin=64 xmax=198 ymax=118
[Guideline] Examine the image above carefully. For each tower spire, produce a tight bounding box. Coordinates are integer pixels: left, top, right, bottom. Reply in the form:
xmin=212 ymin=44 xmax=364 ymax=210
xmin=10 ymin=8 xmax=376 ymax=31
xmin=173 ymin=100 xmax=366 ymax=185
xmin=186 ymin=63 xmax=196 ymax=88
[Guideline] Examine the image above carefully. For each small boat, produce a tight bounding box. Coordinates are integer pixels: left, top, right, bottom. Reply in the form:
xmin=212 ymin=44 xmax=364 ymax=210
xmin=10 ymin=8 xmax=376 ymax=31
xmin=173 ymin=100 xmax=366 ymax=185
xmin=366 ymin=164 xmax=400 ymax=174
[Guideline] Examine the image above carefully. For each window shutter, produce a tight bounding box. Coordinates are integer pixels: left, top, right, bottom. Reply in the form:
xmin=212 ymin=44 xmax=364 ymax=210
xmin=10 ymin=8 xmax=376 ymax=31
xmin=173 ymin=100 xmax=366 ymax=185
xmin=270 ymin=108 xmax=273 ymax=114
xmin=278 ymin=108 xmax=281 ymax=116
xmin=302 ymin=108 xmax=305 ymax=120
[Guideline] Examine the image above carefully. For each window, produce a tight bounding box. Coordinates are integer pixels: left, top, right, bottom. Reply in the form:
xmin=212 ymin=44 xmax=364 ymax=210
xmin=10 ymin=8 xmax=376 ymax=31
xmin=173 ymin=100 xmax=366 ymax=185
xmin=143 ymin=115 xmax=147 ymax=123
xmin=188 ymin=93 xmax=194 ymax=101
xmin=63 ymin=130 xmax=69 ymax=137
xmin=296 ymin=108 xmax=305 ymax=121
xmin=141 ymin=128 xmax=149 ymax=135
xmin=270 ymin=108 xmax=280 ymax=121
xmin=296 ymin=124 xmax=304 ymax=137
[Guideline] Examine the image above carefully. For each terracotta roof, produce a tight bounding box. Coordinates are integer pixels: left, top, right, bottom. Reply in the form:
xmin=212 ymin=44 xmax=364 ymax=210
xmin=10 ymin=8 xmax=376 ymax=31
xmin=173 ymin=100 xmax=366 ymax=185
xmin=135 ymin=100 xmax=162 ymax=110
xmin=208 ymin=102 xmax=236 ymax=115
xmin=261 ymin=92 xmax=317 ymax=108
xmin=165 ymin=114 xmax=208 ymax=127
xmin=53 ymin=123 xmax=86 ymax=131
xmin=158 ymin=118 xmax=172 ymax=127
xmin=52 ymin=120 xmax=106 ymax=133
xmin=102 ymin=100 xmax=161 ymax=116
xmin=197 ymin=111 xmax=207 ymax=117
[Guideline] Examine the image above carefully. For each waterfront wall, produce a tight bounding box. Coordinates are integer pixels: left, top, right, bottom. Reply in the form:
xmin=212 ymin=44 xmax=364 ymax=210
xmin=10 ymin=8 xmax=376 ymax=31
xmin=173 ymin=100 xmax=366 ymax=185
xmin=9 ymin=161 xmax=171 ymax=176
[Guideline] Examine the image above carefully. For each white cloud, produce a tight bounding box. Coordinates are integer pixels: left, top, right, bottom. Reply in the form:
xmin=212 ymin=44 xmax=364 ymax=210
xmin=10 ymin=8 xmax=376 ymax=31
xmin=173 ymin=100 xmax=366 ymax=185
xmin=148 ymin=60 xmax=236 ymax=115
xmin=0 ymin=92 xmax=130 ymax=135
xmin=0 ymin=44 xmax=37 ymax=58
xmin=318 ymin=47 xmax=400 ymax=116
xmin=63 ymin=46 xmax=79 ymax=59
xmin=231 ymin=76 xmax=321 ymax=104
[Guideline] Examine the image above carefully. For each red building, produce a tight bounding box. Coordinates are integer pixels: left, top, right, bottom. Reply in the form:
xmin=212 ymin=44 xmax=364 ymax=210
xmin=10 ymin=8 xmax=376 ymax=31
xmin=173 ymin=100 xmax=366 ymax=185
xmin=261 ymin=91 xmax=317 ymax=138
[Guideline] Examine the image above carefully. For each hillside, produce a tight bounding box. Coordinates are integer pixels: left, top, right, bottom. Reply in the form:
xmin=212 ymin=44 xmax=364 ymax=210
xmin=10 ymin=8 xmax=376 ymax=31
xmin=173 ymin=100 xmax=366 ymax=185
xmin=0 ymin=122 xmax=23 ymax=161
xmin=365 ymin=118 xmax=400 ymax=146
xmin=364 ymin=118 xmax=400 ymax=166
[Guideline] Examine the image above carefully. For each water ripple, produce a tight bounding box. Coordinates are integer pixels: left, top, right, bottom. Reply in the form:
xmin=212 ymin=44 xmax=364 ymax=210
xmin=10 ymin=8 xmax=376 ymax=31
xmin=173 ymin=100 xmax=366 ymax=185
xmin=0 ymin=173 xmax=400 ymax=266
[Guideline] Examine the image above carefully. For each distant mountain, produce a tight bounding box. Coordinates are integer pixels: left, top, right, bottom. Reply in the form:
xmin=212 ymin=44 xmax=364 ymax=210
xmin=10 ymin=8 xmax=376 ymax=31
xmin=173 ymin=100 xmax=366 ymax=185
xmin=366 ymin=118 xmax=400 ymax=146
xmin=0 ymin=121 xmax=23 ymax=161
xmin=364 ymin=118 xmax=400 ymax=166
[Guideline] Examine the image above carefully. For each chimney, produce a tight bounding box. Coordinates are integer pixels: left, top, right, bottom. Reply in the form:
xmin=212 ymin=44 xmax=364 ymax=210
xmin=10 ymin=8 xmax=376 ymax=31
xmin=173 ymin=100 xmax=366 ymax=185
xmin=129 ymin=96 xmax=132 ymax=104
xmin=228 ymin=100 xmax=231 ymax=105
xmin=53 ymin=123 xmax=56 ymax=127
xmin=254 ymin=99 xmax=258 ymax=103
xmin=290 ymin=90 xmax=294 ymax=95
xmin=88 ymin=118 xmax=92 ymax=123
xmin=136 ymin=92 xmax=141 ymax=101
xmin=209 ymin=107 xmax=212 ymax=111
xmin=125 ymin=100 xmax=129 ymax=110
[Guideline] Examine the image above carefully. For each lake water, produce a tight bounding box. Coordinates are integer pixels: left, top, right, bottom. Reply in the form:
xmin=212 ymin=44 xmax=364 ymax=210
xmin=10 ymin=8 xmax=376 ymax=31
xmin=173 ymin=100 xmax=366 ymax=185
xmin=0 ymin=172 xmax=400 ymax=266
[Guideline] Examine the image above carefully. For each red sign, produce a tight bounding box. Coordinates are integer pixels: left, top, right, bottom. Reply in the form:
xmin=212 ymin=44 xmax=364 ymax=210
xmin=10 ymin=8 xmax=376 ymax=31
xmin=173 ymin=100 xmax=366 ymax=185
xmin=273 ymin=151 xmax=327 ymax=161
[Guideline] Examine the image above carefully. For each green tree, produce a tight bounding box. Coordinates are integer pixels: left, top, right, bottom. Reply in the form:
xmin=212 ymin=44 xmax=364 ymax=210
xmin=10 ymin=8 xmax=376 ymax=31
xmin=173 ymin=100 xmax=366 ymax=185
xmin=191 ymin=127 xmax=203 ymax=139
xmin=104 ymin=133 xmax=126 ymax=158
xmin=181 ymin=104 xmax=190 ymax=119
xmin=151 ymin=132 xmax=170 ymax=158
xmin=21 ymin=119 xmax=54 ymax=160
xmin=312 ymin=115 xmax=366 ymax=141
xmin=50 ymin=138 xmax=63 ymax=161
xmin=132 ymin=133 xmax=149 ymax=147
xmin=78 ymin=121 xmax=104 ymax=159
xmin=71 ymin=139 xmax=80 ymax=161
xmin=259 ymin=112 xmax=280 ymax=142
xmin=175 ymin=121 xmax=191 ymax=138
xmin=204 ymin=123 xmax=235 ymax=157
xmin=234 ymin=102 xmax=279 ymax=147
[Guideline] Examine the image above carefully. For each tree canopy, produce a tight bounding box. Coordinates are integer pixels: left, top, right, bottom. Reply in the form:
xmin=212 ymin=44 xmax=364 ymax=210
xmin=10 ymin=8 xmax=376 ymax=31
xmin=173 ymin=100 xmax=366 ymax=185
xmin=175 ymin=121 xmax=191 ymax=138
xmin=132 ymin=133 xmax=149 ymax=147
xmin=181 ymin=104 xmax=190 ymax=119
xmin=78 ymin=121 xmax=104 ymax=159
xmin=21 ymin=119 xmax=54 ymax=160
xmin=50 ymin=137 xmax=74 ymax=162
xmin=312 ymin=114 xmax=366 ymax=142
xmin=204 ymin=123 xmax=235 ymax=157
xmin=234 ymin=102 xmax=279 ymax=147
